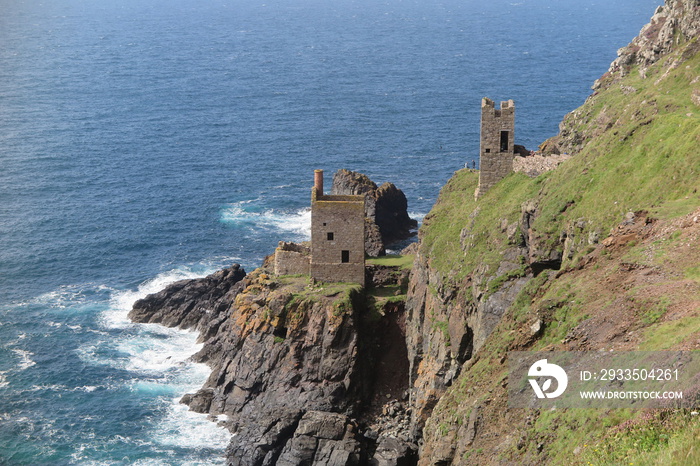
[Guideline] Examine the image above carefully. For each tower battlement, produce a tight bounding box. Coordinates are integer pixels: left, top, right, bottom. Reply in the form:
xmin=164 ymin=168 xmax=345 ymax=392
xmin=475 ymin=98 xmax=515 ymax=199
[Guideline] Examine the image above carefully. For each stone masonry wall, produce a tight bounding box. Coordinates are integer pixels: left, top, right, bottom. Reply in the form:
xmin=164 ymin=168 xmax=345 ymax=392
xmin=311 ymin=192 xmax=366 ymax=286
xmin=275 ymin=245 xmax=311 ymax=275
xmin=475 ymin=98 xmax=515 ymax=198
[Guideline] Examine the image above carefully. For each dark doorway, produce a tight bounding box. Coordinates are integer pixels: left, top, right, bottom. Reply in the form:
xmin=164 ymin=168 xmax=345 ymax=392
xmin=341 ymin=250 xmax=350 ymax=263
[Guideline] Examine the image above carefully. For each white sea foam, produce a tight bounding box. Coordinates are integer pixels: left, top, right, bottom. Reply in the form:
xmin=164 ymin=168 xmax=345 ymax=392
xmin=84 ymin=261 xmax=229 ymax=373
xmin=73 ymin=262 xmax=235 ymax=463
xmin=151 ymin=400 xmax=229 ymax=454
xmin=22 ymin=383 xmax=109 ymax=394
xmin=13 ymin=349 xmax=36 ymax=370
xmin=100 ymin=264 xmax=222 ymax=330
xmin=78 ymin=323 xmax=204 ymax=377
xmin=31 ymin=284 xmax=106 ymax=309
xmin=118 ymin=330 xmax=203 ymax=375
xmin=408 ymin=211 xmax=427 ymax=223
xmin=220 ymin=202 xmax=311 ymax=240
xmin=0 ymin=371 xmax=9 ymax=389
xmin=125 ymin=358 xmax=230 ymax=462
xmin=28 ymin=384 xmax=69 ymax=392
xmin=83 ymin=262 xmax=233 ymax=462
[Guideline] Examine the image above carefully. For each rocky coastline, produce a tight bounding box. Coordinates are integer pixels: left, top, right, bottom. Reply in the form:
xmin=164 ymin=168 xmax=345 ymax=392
xmin=128 ymin=1 xmax=700 ymax=463
xmin=129 ymin=171 xmax=420 ymax=465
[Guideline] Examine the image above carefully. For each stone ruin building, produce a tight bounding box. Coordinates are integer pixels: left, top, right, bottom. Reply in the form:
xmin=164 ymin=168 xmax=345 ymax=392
xmin=273 ymin=170 xmax=366 ymax=286
xmin=475 ymin=97 xmax=515 ymax=199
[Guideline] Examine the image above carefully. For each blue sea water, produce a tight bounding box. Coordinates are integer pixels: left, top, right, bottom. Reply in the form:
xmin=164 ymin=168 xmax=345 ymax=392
xmin=0 ymin=0 xmax=660 ymax=463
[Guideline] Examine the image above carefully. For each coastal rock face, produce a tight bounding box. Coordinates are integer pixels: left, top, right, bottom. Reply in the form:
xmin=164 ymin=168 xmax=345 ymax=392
xmin=131 ymin=266 xmax=363 ymax=463
xmin=129 ymin=264 xmax=247 ymax=336
xmin=215 ymin=271 xmax=366 ymax=464
xmin=273 ymin=411 xmax=362 ymax=466
xmin=331 ymin=169 xmax=417 ymax=256
xmin=606 ymin=0 xmax=700 ymax=79
xmin=404 ymin=224 xmax=535 ymax=437
xmin=409 ymin=2 xmax=700 ymax=464
xmin=545 ymin=0 xmax=700 ymax=155
xmin=130 ymin=264 xmax=418 ymax=465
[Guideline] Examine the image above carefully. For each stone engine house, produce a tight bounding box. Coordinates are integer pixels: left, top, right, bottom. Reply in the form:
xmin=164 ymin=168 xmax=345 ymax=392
xmin=273 ymin=170 xmax=366 ymax=286
xmin=310 ymin=170 xmax=365 ymax=286
xmin=475 ymin=98 xmax=515 ymax=199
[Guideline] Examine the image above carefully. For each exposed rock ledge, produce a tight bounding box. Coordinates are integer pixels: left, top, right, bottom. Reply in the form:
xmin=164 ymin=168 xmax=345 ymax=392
xmin=129 ymin=263 xmax=418 ymax=465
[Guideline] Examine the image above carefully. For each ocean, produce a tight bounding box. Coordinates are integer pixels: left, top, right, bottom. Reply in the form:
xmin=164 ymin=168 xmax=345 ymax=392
xmin=0 ymin=0 xmax=660 ymax=463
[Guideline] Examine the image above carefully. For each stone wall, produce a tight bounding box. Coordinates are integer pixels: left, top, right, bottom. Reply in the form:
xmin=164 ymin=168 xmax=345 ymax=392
xmin=310 ymin=189 xmax=366 ymax=286
xmin=475 ymin=98 xmax=515 ymax=199
xmin=274 ymin=242 xmax=311 ymax=276
xmin=309 ymin=263 xmax=366 ymax=286
xmin=330 ymin=169 xmax=418 ymax=256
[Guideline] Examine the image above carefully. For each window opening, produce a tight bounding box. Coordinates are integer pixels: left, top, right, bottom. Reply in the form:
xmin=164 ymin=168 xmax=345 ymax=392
xmin=500 ymin=131 xmax=509 ymax=152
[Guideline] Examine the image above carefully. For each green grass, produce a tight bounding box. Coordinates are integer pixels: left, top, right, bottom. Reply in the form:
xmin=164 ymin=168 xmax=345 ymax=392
xmin=527 ymin=409 xmax=634 ymax=463
xmin=628 ymin=419 xmax=700 ymax=466
xmin=419 ymin=45 xmax=700 ymax=288
xmin=366 ymin=254 xmax=414 ymax=269
xmin=484 ymin=264 xmax=527 ymax=299
xmin=278 ymin=278 xmax=364 ymax=320
xmin=416 ymin=35 xmax=700 ymax=466
xmin=368 ymin=284 xmax=403 ymax=298
xmin=685 ymin=265 xmax=700 ymax=283
xmin=420 ymin=169 xmax=538 ymax=281
xmin=643 ymin=295 xmax=672 ymax=325
xmin=431 ymin=319 xmax=450 ymax=341
xmin=365 ymin=285 xmax=407 ymax=320
xmin=652 ymin=196 xmax=700 ymax=220
xmin=640 ymin=315 xmax=700 ymax=350
xmin=579 ymin=410 xmax=700 ymax=466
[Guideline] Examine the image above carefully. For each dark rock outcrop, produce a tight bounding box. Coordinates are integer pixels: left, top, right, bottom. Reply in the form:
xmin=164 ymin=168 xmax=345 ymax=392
xmin=129 ymin=264 xmax=247 ymax=336
xmin=273 ymin=411 xmax=363 ymax=466
xmin=130 ymin=264 xmax=417 ymax=465
xmin=331 ymin=169 xmax=417 ymax=256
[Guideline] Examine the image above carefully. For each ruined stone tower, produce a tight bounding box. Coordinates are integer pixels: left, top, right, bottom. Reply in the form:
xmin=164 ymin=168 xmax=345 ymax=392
xmin=310 ymin=170 xmax=366 ymax=286
xmin=475 ymin=98 xmax=515 ymax=199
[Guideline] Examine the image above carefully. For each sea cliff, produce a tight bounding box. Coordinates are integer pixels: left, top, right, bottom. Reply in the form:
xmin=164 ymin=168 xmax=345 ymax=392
xmin=412 ymin=0 xmax=700 ymax=463
xmin=130 ymin=0 xmax=700 ymax=464
xmin=129 ymin=173 xmax=419 ymax=465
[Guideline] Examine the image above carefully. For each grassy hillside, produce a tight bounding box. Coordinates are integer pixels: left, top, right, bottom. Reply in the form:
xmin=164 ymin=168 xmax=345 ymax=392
xmin=422 ymin=40 xmax=700 ymax=281
xmin=418 ymin=35 xmax=700 ymax=465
